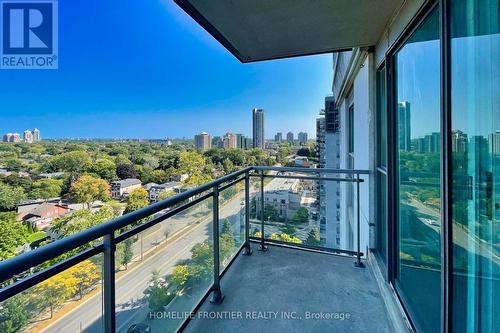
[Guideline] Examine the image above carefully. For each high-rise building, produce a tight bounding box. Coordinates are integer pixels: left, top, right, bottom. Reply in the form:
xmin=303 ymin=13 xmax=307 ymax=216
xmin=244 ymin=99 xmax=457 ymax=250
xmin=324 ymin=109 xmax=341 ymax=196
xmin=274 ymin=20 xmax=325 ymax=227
xmin=252 ymin=108 xmax=265 ymax=149
xmin=223 ymin=132 xmax=237 ymax=149
xmin=452 ymin=130 xmax=468 ymax=153
xmin=298 ymin=132 xmax=308 ymax=145
xmin=274 ymin=132 xmax=282 ymax=142
xmin=2 ymin=133 xmax=12 ymax=142
xmin=322 ymin=96 xmax=342 ymax=248
xmin=398 ymin=101 xmax=411 ymax=151
xmin=23 ymin=130 xmax=33 ymax=143
xmin=286 ymin=131 xmax=294 ymax=143
xmin=236 ymin=134 xmax=248 ymax=149
xmin=194 ymin=132 xmax=211 ymax=150
xmin=9 ymin=133 xmax=21 ymax=143
xmin=32 ymin=128 xmax=41 ymax=142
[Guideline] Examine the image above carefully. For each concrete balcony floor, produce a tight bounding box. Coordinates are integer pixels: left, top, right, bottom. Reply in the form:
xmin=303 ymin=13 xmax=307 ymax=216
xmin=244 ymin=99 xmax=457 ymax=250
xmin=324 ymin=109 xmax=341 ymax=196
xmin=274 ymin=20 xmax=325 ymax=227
xmin=184 ymin=244 xmax=392 ymax=333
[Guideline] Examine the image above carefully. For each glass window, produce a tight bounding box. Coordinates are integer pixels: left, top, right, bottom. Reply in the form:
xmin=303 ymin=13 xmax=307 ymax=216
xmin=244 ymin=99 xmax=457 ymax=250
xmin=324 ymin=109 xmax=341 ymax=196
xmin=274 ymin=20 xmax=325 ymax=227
xmin=377 ymin=65 xmax=388 ymax=264
xmin=378 ymin=173 xmax=387 ymax=263
xmin=377 ymin=66 xmax=387 ymax=167
xmin=394 ymin=7 xmax=441 ymax=333
xmin=451 ymin=1 xmax=500 ymax=331
xmin=348 ymin=105 xmax=354 ymax=154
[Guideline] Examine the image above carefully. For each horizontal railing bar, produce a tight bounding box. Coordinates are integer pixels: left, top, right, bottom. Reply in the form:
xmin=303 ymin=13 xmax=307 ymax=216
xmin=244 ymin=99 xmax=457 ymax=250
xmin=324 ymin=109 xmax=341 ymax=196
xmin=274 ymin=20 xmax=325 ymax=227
xmin=115 ymin=192 xmax=213 ymax=243
xmin=249 ymin=237 xmax=364 ymax=257
xmin=252 ymin=174 xmax=364 ymax=183
xmin=0 ymin=244 xmax=103 ymax=301
xmin=218 ymin=176 xmax=245 ymax=192
xmin=0 ymin=167 xmax=252 ymax=282
xmin=253 ymin=166 xmax=370 ymax=175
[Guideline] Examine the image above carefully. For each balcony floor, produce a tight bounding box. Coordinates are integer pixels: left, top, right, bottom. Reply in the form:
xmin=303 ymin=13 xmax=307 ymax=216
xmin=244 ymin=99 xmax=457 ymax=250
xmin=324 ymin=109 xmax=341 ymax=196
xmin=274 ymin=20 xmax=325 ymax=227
xmin=185 ymin=244 xmax=392 ymax=333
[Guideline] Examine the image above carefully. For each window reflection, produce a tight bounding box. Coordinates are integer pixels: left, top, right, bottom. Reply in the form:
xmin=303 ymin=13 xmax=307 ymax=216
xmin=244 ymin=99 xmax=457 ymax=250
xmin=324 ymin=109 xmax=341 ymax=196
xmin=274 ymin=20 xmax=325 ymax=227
xmin=451 ymin=0 xmax=500 ymax=331
xmin=395 ymin=7 xmax=441 ymax=333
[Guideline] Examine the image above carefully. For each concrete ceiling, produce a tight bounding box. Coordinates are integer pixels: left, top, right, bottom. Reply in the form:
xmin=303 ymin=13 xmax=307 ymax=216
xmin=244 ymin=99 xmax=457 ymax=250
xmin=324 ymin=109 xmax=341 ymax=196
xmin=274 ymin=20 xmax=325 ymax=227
xmin=174 ymin=0 xmax=403 ymax=62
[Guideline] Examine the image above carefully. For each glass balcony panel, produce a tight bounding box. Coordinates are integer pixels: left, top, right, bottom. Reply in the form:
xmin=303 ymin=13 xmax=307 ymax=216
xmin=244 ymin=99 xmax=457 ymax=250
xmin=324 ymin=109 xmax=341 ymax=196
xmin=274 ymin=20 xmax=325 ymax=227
xmin=114 ymin=197 xmax=214 ymax=333
xmin=218 ymin=181 xmax=245 ymax=270
xmin=0 ymin=254 xmax=103 ymax=333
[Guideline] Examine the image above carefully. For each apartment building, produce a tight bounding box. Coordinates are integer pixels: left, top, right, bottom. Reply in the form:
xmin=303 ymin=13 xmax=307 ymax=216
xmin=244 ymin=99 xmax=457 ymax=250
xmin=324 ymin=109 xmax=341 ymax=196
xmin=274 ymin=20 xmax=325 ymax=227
xmin=252 ymin=108 xmax=264 ymax=149
xmin=194 ymin=132 xmax=211 ymax=150
xmin=110 ymin=178 xmax=142 ymax=199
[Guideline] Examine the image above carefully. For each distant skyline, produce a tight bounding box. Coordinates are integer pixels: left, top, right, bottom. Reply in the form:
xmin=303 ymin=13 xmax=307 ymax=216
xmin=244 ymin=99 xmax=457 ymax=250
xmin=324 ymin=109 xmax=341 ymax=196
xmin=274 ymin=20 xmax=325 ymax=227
xmin=0 ymin=1 xmax=331 ymax=140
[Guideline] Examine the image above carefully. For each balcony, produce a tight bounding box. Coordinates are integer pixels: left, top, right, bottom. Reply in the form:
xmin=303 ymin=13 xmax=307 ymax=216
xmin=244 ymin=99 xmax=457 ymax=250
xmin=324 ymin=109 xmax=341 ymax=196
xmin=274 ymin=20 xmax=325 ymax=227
xmin=0 ymin=166 xmax=394 ymax=333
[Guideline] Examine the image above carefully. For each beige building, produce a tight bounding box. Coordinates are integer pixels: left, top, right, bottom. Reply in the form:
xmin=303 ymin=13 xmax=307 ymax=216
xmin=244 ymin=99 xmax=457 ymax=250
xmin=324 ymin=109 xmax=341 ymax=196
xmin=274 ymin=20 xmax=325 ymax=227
xmin=223 ymin=132 xmax=237 ymax=149
xmin=194 ymin=132 xmax=211 ymax=150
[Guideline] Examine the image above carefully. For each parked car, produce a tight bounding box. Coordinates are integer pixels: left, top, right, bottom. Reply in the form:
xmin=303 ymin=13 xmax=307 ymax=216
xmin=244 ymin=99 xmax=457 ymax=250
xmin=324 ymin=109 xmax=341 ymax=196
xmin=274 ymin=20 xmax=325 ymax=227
xmin=127 ymin=323 xmax=151 ymax=333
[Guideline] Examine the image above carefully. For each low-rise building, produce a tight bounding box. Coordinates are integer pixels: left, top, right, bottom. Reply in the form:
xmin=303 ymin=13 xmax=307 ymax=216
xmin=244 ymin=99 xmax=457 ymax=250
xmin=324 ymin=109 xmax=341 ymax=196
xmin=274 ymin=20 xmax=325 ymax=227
xmin=146 ymin=182 xmax=179 ymax=203
xmin=111 ymin=178 xmax=142 ymax=199
xmin=18 ymin=202 xmax=70 ymax=230
xmin=256 ymin=177 xmax=301 ymax=220
xmin=294 ymin=156 xmax=310 ymax=167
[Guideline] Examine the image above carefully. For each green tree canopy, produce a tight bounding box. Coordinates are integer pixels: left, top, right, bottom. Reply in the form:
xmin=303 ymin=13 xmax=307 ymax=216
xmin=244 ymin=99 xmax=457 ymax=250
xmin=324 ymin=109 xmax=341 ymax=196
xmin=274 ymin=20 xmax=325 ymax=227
xmin=30 ymin=179 xmax=63 ymax=199
xmin=70 ymin=175 xmax=110 ymax=208
xmin=0 ymin=183 xmax=26 ymax=211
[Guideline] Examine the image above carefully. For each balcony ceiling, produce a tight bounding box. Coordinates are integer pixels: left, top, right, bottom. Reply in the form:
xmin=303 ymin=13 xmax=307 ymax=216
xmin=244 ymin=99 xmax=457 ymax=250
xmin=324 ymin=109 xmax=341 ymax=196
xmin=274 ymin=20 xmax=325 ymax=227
xmin=174 ymin=0 xmax=402 ymax=62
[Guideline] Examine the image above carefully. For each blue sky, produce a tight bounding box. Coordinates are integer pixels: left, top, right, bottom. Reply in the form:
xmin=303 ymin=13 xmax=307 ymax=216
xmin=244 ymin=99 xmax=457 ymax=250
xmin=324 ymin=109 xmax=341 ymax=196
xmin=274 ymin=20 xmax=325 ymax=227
xmin=0 ymin=0 xmax=332 ymax=139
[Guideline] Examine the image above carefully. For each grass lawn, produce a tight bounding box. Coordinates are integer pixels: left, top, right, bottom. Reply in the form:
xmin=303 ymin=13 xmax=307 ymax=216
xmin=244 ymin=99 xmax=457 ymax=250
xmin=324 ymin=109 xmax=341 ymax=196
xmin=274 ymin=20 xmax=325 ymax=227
xmin=27 ymin=231 xmax=47 ymax=243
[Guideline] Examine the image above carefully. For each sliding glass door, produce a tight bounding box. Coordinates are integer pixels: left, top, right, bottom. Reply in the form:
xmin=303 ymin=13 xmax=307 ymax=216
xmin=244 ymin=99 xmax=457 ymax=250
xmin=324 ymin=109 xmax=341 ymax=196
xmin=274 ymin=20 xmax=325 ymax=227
xmin=451 ymin=1 xmax=500 ymax=331
xmin=394 ymin=6 xmax=441 ymax=332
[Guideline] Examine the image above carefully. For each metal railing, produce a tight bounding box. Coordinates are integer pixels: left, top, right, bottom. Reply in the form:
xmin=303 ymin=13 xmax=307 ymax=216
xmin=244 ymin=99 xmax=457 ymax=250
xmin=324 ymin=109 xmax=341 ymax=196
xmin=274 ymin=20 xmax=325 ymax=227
xmin=0 ymin=166 xmax=368 ymax=332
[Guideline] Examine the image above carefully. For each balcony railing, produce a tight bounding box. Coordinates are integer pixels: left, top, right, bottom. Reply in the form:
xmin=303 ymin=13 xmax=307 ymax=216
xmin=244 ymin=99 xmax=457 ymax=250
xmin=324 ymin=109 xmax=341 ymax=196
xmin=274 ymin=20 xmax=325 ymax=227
xmin=0 ymin=166 xmax=368 ymax=333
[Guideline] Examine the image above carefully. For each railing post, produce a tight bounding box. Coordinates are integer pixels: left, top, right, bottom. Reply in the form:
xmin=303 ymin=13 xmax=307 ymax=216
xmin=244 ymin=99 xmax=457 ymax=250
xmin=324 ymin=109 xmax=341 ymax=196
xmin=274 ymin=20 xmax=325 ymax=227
xmin=259 ymin=170 xmax=268 ymax=251
xmin=103 ymin=233 xmax=116 ymax=332
xmin=210 ymin=185 xmax=224 ymax=304
xmin=243 ymin=171 xmax=252 ymax=256
xmin=354 ymin=173 xmax=365 ymax=268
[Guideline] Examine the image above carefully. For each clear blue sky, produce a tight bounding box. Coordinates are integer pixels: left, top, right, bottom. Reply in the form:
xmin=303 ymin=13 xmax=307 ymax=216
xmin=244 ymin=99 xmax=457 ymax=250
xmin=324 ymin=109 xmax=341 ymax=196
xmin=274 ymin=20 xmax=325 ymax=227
xmin=0 ymin=0 xmax=332 ymax=139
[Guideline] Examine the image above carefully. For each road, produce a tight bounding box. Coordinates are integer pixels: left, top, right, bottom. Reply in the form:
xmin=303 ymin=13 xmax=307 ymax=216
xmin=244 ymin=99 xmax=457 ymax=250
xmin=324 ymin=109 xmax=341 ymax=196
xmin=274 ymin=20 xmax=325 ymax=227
xmin=40 ymin=190 xmax=248 ymax=333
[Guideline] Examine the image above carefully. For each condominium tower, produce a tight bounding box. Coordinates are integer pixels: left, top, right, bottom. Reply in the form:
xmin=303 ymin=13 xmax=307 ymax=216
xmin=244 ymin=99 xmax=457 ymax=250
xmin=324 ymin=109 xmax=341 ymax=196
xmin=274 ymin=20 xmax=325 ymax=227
xmin=252 ymin=108 xmax=264 ymax=149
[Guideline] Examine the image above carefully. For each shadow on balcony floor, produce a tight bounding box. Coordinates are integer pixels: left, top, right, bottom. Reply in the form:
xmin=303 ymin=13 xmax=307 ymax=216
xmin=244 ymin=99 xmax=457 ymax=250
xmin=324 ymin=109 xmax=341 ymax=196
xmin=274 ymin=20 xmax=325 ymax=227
xmin=184 ymin=244 xmax=392 ymax=333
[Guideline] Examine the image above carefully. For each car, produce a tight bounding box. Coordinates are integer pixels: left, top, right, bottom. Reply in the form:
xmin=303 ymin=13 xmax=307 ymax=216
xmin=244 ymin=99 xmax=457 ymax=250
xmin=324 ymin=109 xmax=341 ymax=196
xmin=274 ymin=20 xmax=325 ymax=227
xmin=240 ymin=201 xmax=245 ymax=205
xmin=127 ymin=323 xmax=151 ymax=333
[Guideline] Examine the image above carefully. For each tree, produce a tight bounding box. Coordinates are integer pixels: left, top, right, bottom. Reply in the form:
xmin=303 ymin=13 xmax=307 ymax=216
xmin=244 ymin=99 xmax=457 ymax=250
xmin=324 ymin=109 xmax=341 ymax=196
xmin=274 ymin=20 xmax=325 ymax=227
xmin=187 ymin=242 xmax=213 ymax=282
xmin=121 ymin=238 xmax=134 ymax=270
xmin=70 ymin=175 xmax=110 ymax=208
xmin=170 ymin=265 xmax=189 ymax=291
xmin=45 ymin=151 xmax=92 ymax=173
xmin=50 ymin=208 xmax=113 ymax=243
xmin=148 ymin=270 xmax=171 ymax=312
xmin=0 ymin=294 xmax=32 ymax=333
xmin=32 ymin=271 xmax=78 ymax=318
xmin=30 ymin=179 xmax=63 ymax=199
xmin=264 ymin=204 xmax=280 ymax=222
xmin=91 ymin=159 xmax=117 ymax=182
xmin=297 ymin=147 xmax=311 ymax=157
xmin=158 ymin=189 xmax=175 ymax=201
xmin=305 ymin=226 xmax=321 ymax=246
xmin=0 ymin=183 xmax=26 ymax=211
xmin=5 ymin=158 xmax=24 ymax=172
xmin=0 ymin=212 xmax=28 ymax=260
xmin=291 ymin=207 xmax=309 ymax=224
xmin=116 ymin=163 xmax=137 ymax=180
xmin=71 ymin=260 xmax=100 ymax=299
xmin=220 ymin=219 xmax=235 ymax=262
xmin=124 ymin=188 xmax=149 ymax=214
